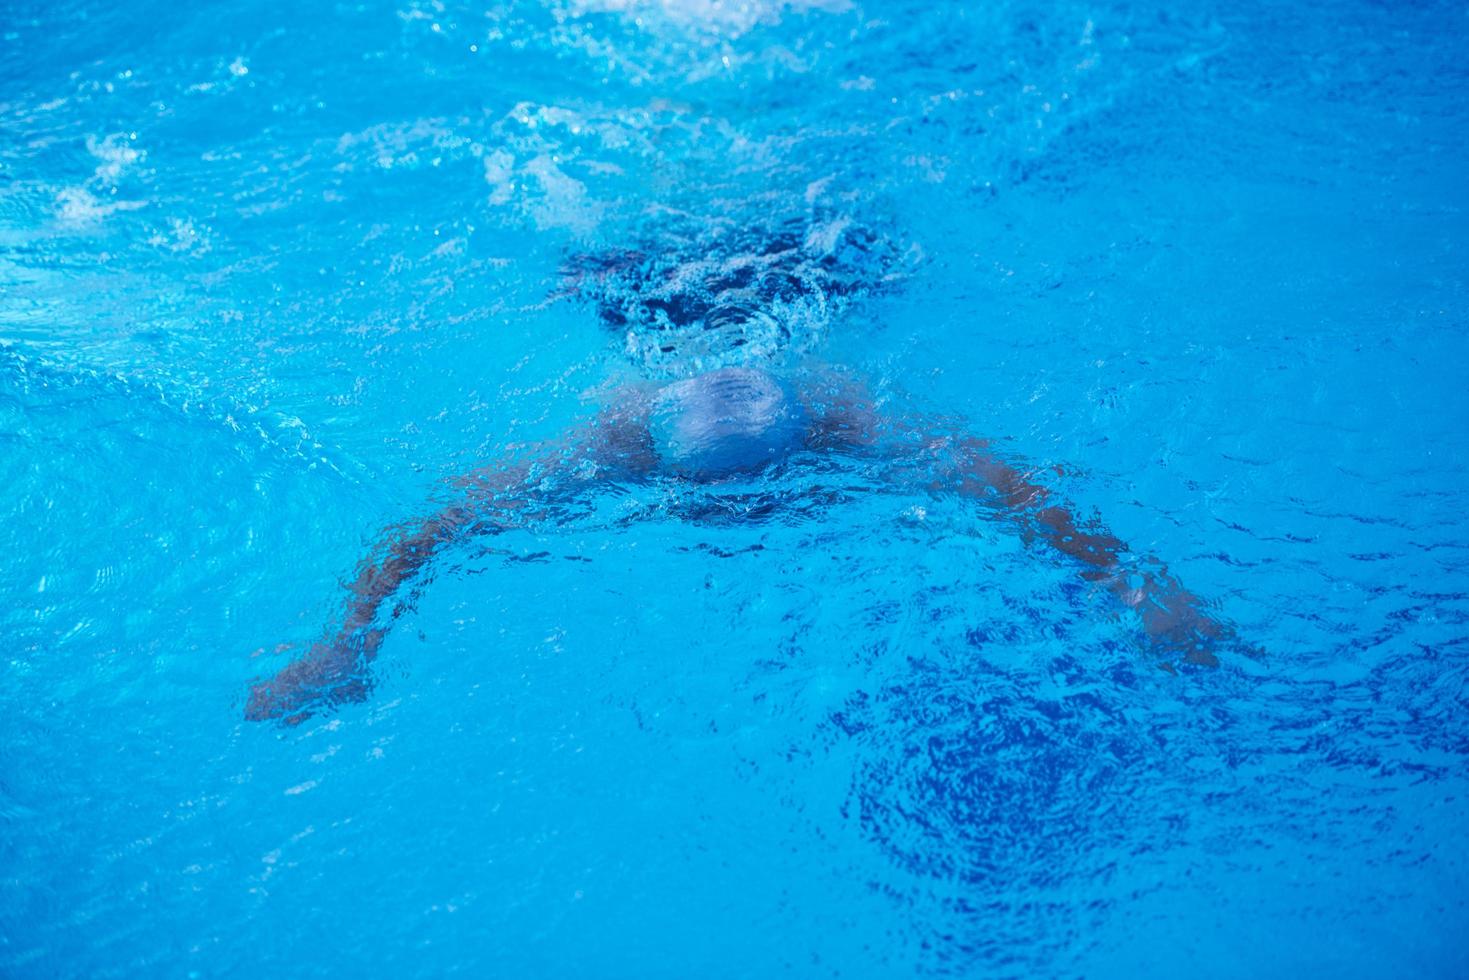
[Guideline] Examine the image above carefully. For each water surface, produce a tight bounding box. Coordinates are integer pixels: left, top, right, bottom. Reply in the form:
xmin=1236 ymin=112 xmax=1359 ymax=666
xmin=2 ymin=0 xmax=1467 ymax=976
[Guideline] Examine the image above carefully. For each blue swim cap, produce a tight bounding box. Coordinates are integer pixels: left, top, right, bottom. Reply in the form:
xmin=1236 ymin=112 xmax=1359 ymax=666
xmin=649 ymin=367 xmax=809 ymax=480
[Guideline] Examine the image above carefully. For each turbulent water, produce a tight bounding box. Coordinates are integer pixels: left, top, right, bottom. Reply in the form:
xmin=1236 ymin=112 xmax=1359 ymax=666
xmin=2 ymin=0 xmax=1467 ymax=976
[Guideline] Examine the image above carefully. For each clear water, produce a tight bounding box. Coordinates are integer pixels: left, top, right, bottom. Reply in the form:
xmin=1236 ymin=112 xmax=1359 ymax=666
xmin=3 ymin=0 xmax=1467 ymax=975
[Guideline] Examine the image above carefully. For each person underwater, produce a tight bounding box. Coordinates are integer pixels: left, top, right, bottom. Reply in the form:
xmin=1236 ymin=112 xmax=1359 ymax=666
xmin=246 ymin=362 xmax=1231 ymax=725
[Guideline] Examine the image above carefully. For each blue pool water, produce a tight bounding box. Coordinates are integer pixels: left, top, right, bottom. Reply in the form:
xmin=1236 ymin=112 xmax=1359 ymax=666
xmin=3 ymin=0 xmax=1468 ymax=975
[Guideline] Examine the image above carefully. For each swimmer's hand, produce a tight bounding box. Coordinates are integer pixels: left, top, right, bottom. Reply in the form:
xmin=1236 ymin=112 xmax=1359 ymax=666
xmin=1112 ymin=573 xmax=1227 ymax=668
xmin=244 ymin=630 xmax=383 ymax=725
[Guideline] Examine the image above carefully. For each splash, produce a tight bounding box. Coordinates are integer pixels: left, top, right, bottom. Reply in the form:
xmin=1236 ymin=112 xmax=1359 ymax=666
xmin=560 ymin=210 xmax=910 ymax=374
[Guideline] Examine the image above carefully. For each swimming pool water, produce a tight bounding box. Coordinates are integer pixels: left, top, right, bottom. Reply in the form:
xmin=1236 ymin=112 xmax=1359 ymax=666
xmin=2 ymin=0 xmax=1467 ymax=976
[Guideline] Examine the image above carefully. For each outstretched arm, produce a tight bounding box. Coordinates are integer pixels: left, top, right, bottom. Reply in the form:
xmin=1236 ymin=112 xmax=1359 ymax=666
xmin=245 ymin=399 xmax=655 ymax=724
xmin=243 ymin=501 xmax=480 ymax=724
xmin=930 ymin=435 xmax=1227 ymax=667
xmin=801 ymin=373 xmax=1229 ymax=668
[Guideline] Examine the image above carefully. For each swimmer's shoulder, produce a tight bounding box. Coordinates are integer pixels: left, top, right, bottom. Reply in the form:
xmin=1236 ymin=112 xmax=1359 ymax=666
xmin=586 ymin=379 xmax=660 ymax=474
xmin=789 ymin=360 xmax=882 ymax=449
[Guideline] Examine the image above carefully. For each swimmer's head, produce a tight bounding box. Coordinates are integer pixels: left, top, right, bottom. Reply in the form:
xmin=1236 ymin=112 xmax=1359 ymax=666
xmin=649 ymin=367 xmax=809 ymax=481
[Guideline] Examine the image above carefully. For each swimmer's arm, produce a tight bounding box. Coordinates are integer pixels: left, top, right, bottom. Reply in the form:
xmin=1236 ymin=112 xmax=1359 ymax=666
xmin=802 ymin=372 xmax=1231 ymax=668
xmin=937 ymin=435 xmax=1227 ymax=667
xmin=798 ymin=377 xmax=1218 ymax=659
xmin=243 ymin=488 xmax=511 ymax=724
xmin=245 ymin=401 xmax=655 ymax=724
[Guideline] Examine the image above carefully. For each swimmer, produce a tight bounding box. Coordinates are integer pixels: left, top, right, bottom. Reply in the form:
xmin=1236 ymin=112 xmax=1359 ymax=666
xmin=245 ymin=363 xmax=1231 ymax=725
